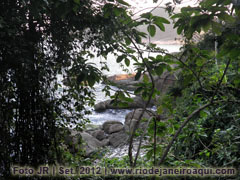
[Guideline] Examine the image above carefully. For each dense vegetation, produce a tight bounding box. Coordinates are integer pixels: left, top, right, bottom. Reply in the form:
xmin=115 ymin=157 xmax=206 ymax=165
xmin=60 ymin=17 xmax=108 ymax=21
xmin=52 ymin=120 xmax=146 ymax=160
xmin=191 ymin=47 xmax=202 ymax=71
xmin=0 ymin=0 xmax=240 ymax=179
xmin=0 ymin=0 xmax=130 ymax=178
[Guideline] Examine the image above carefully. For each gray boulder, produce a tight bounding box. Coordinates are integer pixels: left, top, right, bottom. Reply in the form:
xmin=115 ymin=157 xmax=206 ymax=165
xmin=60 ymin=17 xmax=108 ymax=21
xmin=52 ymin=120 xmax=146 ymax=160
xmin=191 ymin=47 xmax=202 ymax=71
xmin=94 ymin=101 xmax=107 ymax=112
xmin=91 ymin=130 xmax=106 ymax=141
xmin=101 ymin=138 xmax=110 ymax=146
xmin=107 ymin=74 xmax=138 ymax=91
xmin=102 ymin=120 xmax=123 ymax=134
xmin=109 ymin=124 xmax=124 ymax=134
xmin=94 ymin=96 xmax=154 ymax=112
xmin=109 ymin=130 xmax=128 ymax=148
xmin=80 ymin=132 xmax=104 ymax=156
xmin=106 ymin=71 xmax=177 ymax=94
xmin=63 ymin=130 xmax=104 ymax=156
xmin=124 ymin=109 xmax=155 ymax=134
xmin=154 ymin=71 xmax=177 ymax=95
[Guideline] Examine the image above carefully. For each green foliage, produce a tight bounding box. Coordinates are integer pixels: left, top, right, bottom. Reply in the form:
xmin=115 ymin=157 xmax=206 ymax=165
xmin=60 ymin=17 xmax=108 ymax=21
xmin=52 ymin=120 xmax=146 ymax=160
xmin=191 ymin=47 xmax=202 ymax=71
xmin=1 ymin=0 xmax=240 ymax=179
xmin=151 ymin=1 xmax=240 ymax=174
xmin=118 ymin=1 xmax=240 ymax=177
xmin=0 ymin=0 xmax=135 ymax=178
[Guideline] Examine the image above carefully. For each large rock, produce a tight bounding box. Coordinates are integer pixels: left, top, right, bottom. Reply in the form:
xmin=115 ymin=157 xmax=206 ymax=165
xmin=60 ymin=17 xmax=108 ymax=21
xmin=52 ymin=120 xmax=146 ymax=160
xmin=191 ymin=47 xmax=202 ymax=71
xmin=109 ymin=130 xmax=128 ymax=148
xmin=125 ymin=108 xmax=153 ymax=120
xmin=94 ymin=101 xmax=107 ymax=112
xmin=80 ymin=132 xmax=104 ymax=156
xmin=102 ymin=120 xmax=123 ymax=134
xmin=94 ymin=100 xmax=111 ymax=112
xmin=106 ymin=71 xmax=177 ymax=94
xmin=107 ymin=74 xmax=137 ymax=91
xmin=95 ymin=71 xmax=177 ymax=112
xmin=154 ymin=71 xmax=177 ymax=94
xmin=64 ymin=130 xmax=107 ymax=157
xmin=91 ymin=130 xmax=106 ymax=141
xmin=101 ymin=138 xmax=110 ymax=146
xmin=109 ymin=124 xmax=124 ymax=134
xmin=94 ymin=96 xmax=154 ymax=112
xmin=124 ymin=108 xmax=155 ymax=134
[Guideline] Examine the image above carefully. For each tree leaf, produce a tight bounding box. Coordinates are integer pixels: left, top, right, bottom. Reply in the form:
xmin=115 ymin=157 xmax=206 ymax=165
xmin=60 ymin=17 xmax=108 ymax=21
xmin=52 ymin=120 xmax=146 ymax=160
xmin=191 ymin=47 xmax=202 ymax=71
xmin=200 ymin=0 xmax=218 ymax=8
xmin=143 ymin=74 xmax=149 ymax=83
xmin=202 ymin=21 xmax=211 ymax=32
xmin=147 ymin=25 xmax=156 ymax=37
xmin=113 ymin=7 xmax=122 ymax=16
xmin=125 ymin=58 xmax=130 ymax=66
xmin=212 ymin=21 xmax=222 ymax=35
xmin=135 ymin=70 xmax=142 ymax=80
xmin=141 ymin=12 xmax=153 ymax=19
xmin=177 ymin=25 xmax=184 ymax=35
xmin=116 ymin=55 xmax=125 ymax=63
xmin=155 ymin=66 xmax=163 ymax=76
xmin=229 ymin=48 xmax=240 ymax=59
xmin=87 ymin=76 xmax=95 ymax=87
xmin=116 ymin=0 xmax=130 ymax=6
xmin=125 ymin=38 xmax=131 ymax=45
xmin=73 ymin=0 xmax=80 ymax=4
xmin=218 ymin=12 xmax=235 ymax=23
xmin=153 ymin=16 xmax=170 ymax=24
xmin=134 ymin=87 xmax=143 ymax=94
xmin=154 ymin=21 xmax=165 ymax=31
xmin=77 ymin=73 xmax=86 ymax=83
xmin=157 ymin=106 xmax=163 ymax=115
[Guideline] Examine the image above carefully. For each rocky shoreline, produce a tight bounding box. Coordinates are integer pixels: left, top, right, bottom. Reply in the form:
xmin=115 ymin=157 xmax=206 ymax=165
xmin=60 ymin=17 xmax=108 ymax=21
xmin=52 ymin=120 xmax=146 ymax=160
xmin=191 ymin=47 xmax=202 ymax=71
xmin=64 ymin=70 xmax=178 ymax=158
xmin=65 ymin=108 xmax=155 ymax=157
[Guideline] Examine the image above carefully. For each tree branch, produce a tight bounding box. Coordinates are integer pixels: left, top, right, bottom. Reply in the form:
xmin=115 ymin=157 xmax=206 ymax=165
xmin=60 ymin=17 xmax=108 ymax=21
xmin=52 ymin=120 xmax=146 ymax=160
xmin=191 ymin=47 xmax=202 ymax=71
xmin=158 ymin=102 xmax=212 ymax=165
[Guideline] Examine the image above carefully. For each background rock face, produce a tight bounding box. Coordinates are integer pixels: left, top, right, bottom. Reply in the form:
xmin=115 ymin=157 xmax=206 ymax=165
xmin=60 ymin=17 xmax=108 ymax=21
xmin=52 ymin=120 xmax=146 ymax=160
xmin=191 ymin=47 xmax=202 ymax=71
xmin=124 ymin=108 xmax=154 ymax=134
xmin=154 ymin=71 xmax=177 ymax=95
xmin=95 ymin=70 xmax=177 ymax=112
xmin=94 ymin=96 xmax=154 ymax=112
